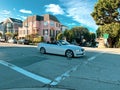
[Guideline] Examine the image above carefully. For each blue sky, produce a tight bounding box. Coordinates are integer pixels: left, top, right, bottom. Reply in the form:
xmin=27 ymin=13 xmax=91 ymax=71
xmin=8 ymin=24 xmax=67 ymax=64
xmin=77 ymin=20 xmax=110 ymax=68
xmin=0 ymin=0 xmax=98 ymax=32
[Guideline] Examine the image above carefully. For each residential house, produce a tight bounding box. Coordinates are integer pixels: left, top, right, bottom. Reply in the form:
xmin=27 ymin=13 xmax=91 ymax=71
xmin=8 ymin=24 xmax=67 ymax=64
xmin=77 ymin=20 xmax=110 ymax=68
xmin=18 ymin=14 xmax=62 ymax=41
xmin=0 ymin=22 xmax=4 ymax=38
xmin=18 ymin=15 xmax=44 ymax=39
xmin=43 ymin=14 xmax=61 ymax=41
xmin=0 ymin=18 xmax=22 ymax=39
xmin=61 ymin=25 xmax=68 ymax=32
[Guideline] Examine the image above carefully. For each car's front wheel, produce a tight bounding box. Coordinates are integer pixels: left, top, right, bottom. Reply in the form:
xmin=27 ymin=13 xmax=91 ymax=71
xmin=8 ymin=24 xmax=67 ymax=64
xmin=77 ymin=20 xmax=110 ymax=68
xmin=40 ymin=47 xmax=46 ymax=54
xmin=65 ymin=50 xmax=74 ymax=58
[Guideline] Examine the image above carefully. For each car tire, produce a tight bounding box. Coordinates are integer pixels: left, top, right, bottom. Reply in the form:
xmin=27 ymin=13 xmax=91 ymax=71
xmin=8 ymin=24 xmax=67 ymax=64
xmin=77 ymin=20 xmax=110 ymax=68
xmin=40 ymin=47 xmax=46 ymax=54
xmin=65 ymin=50 xmax=74 ymax=58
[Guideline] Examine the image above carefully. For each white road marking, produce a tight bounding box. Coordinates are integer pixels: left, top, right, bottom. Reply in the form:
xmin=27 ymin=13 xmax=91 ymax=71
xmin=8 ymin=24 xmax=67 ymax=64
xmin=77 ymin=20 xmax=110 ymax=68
xmin=0 ymin=59 xmax=80 ymax=86
xmin=88 ymin=52 xmax=105 ymax=61
xmin=50 ymin=65 xmax=79 ymax=85
xmin=88 ymin=56 xmax=96 ymax=61
xmin=50 ymin=52 xmax=106 ymax=85
xmin=0 ymin=60 xmax=52 ymax=84
xmin=0 ymin=52 xmax=106 ymax=86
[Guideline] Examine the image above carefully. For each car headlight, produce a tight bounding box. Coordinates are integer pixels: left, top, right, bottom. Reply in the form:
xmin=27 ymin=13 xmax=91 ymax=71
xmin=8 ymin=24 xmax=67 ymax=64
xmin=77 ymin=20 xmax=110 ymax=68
xmin=75 ymin=48 xmax=85 ymax=52
xmin=75 ymin=49 xmax=80 ymax=52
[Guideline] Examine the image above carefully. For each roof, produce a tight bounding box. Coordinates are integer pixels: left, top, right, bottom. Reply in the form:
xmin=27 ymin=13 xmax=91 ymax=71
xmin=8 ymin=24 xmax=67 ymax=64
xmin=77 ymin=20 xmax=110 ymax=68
xmin=44 ymin=14 xmax=60 ymax=22
xmin=36 ymin=15 xmax=44 ymax=21
xmin=61 ymin=25 xmax=68 ymax=27
xmin=9 ymin=18 xmax=22 ymax=23
xmin=49 ymin=14 xmax=60 ymax=22
xmin=0 ymin=22 xmax=3 ymax=25
xmin=23 ymin=14 xmax=60 ymax=23
xmin=25 ymin=15 xmax=43 ymax=22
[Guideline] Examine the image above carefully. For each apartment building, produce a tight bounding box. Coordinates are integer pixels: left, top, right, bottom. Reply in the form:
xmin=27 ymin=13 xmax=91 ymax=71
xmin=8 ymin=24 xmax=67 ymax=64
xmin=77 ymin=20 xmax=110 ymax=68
xmin=61 ymin=25 xmax=68 ymax=32
xmin=43 ymin=14 xmax=61 ymax=41
xmin=18 ymin=15 xmax=44 ymax=38
xmin=0 ymin=18 xmax=22 ymax=39
xmin=0 ymin=22 xmax=4 ymax=38
xmin=18 ymin=14 xmax=62 ymax=41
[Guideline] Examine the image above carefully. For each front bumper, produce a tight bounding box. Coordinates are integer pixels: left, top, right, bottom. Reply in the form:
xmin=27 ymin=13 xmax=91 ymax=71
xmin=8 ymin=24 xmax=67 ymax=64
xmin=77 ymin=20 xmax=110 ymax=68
xmin=74 ymin=51 xmax=85 ymax=57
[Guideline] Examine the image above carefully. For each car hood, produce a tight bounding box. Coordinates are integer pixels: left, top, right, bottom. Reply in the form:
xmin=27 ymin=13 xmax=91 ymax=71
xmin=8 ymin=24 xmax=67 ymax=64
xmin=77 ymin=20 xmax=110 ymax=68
xmin=65 ymin=44 xmax=82 ymax=49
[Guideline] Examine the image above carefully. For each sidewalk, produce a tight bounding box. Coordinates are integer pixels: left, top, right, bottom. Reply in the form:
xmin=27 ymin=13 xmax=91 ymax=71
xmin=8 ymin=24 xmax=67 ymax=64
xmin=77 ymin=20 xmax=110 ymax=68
xmin=84 ymin=47 xmax=120 ymax=55
xmin=0 ymin=42 xmax=36 ymax=48
xmin=6 ymin=88 xmax=68 ymax=90
xmin=1 ymin=42 xmax=120 ymax=54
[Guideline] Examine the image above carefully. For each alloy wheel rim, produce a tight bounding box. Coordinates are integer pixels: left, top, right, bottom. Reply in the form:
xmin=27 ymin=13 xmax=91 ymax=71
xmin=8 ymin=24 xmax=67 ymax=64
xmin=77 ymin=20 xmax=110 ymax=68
xmin=66 ymin=51 xmax=73 ymax=57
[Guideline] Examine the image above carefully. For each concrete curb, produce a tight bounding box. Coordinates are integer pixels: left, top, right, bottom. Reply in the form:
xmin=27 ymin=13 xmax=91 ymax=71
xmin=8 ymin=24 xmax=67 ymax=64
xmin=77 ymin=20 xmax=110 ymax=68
xmin=0 ymin=43 xmax=37 ymax=48
xmin=5 ymin=87 xmax=69 ymax=90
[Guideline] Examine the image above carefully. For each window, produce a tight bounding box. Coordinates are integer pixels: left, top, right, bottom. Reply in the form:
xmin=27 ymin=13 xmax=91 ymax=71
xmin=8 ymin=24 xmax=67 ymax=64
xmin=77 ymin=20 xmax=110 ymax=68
xmin=50 ymin=30 xmax=55 ymax=36
xmin=7 ymin=23 xmax=12 ymax=27
xmin=56 ymin=23 xmax=61 ymax=27
xmin=50 ymin=21 xmax=54 ymax=26
xmin=53 ymin=30 xmax=55 ymax=36
xmin=44 ymin=21 xmax=48 ymax=26
xmin=50 ymin=30 xmax=52 ymax=36
xmin=56 ymin=23 xmax=58 ymax=27
xmin=43 ymin=29 xmax=48 ymax=35
xmin=24 ymin=23 xmax=28 ymax=27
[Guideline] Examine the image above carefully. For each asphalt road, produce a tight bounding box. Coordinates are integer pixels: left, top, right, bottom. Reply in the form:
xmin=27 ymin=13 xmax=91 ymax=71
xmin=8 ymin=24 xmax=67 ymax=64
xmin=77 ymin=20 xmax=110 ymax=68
xmin=0 ymin=44 xmax=120 ymax=90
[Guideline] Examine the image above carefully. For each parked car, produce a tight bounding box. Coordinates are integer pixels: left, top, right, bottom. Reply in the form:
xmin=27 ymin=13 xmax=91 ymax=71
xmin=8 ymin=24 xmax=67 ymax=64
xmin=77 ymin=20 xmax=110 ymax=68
xmin=37 ymin=40 xmax=85 ymax=58
xmin=8 ymin=39 xmax=17 ymax=44
xmin=0 ymin=38 xmax=5 ymax=42
xmin=17 ymin=39 xmax=30 ymax=45
xmin=95 ymin=42 xmax=99 ymax=47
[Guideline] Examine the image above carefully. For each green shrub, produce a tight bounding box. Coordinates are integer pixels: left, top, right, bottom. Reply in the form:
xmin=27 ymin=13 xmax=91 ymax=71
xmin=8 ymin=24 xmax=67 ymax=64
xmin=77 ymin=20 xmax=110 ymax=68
xmin=116 ymin=38 xmax=120 ymax=48
xmin=33 ymin=36 xmax=44 ymax=43
xmin=57 ymin=33 xmax=63 ymax=40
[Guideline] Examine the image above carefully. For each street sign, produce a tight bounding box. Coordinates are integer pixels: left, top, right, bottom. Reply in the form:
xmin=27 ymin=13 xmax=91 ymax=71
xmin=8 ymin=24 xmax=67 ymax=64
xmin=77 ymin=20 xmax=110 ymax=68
xmin=103 ymin=33 xmax=109 ymax=39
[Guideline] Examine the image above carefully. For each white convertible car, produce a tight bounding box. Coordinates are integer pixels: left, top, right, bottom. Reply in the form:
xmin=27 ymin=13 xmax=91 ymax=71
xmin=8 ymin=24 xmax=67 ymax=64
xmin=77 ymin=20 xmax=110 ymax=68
xmin=37 ymin=40 xmax=85 ymax=58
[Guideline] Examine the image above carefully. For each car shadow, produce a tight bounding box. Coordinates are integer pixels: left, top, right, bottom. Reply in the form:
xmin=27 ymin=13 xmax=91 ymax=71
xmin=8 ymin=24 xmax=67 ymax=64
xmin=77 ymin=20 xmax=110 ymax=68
xmin=39 ymin=52 xmax=86 ymax=60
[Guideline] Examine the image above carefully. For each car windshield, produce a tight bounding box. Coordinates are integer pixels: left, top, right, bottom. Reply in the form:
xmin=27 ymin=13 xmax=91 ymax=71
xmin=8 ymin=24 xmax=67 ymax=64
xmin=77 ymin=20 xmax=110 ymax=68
xmin=59 ymin=40 xmax=70 ymax=45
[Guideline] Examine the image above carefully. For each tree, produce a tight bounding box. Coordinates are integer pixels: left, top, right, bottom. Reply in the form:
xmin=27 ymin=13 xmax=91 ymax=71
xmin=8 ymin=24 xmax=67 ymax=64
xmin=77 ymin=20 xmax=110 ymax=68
xmin=91 ymin=0 xmax=120 ymax=25
xmin=62 ymin=26 xmax=95 ymax=46
xmin=97 ymin=23 xmax=120 ymax=47
xmin=13 ymin=33 xmax=18 ymax=39
xmin=25 ymin=34 xmax=38 ymax=43
xmin=91 ymin=0 xmax=120 ymax=47
xmin=5 ymin=32 xmax=13 ymax=40
xmin=63 ymin=29 xmax=73 ymax=42
xmin=0 ymin=32 xmax=2 ymax=37
xmin=90 ymin=32 xmax=96 ymax=40
xmin=33 ymin=36 xmax=44 ymax=43
xmin=56 ymin=32 xmax=63 ymax=40
xmin=71 ymin=26 xmax=90 ymax=42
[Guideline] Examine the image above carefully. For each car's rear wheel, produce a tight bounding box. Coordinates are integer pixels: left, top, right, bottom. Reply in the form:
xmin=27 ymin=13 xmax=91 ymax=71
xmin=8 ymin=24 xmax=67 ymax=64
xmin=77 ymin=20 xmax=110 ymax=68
xmin=65 ymin=50 xmax=74 ymax=58
xmin=40 ymin=47 xmax=46 ymax=54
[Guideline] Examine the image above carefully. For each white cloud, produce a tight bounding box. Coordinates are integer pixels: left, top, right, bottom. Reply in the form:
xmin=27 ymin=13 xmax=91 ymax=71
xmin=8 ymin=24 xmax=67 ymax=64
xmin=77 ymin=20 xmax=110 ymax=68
xmin=20 ymin=16 xmax=27 ymax=19
xmin=0 ymin=10 xmax=11 ymax=15
xmin=17 ymin=15 xmax=27 ymax=20
xmin=45 ymin=4 xmax=64 ymax=15
xmin=13 ymin=8 xmax=16 ymax=11
xmin=59 ymin=0 xmax=98 ymax=32
xmin=67 ymin=23 xmax=76 ymax=26
xmin=16 ymin=17 xmax=22 ymax=20
xmin=19 ymin=9 xmax=32 ymax=14
xmin=0 ymin=16 xmax=6 ymax=21
xmin=0 ymin=10 xmax=12 ymax=21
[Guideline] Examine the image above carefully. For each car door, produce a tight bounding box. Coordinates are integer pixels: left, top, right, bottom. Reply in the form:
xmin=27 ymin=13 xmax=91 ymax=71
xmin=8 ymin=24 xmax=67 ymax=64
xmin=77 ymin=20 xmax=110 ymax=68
xmin=47 ymin=43 xmax=65 ymax=55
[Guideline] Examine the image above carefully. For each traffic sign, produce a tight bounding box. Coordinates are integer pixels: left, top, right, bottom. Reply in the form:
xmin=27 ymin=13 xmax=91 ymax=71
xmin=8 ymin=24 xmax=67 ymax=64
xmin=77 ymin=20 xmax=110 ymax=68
xmin=103 ymin=33 xmax=109 ymax=39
